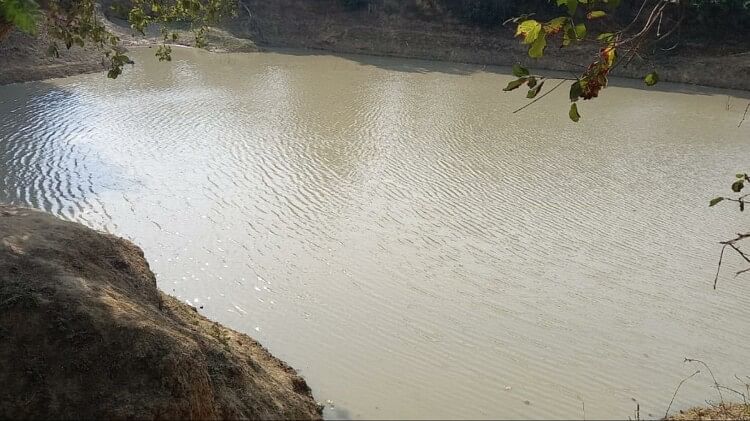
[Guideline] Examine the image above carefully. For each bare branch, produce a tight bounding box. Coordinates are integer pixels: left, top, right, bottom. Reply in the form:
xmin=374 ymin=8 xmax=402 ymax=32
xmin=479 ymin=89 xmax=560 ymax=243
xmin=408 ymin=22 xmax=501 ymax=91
xmin=685 ymin=358 xmax=724 ymax=404
xmin=714 ymin=233 xmax=750 ymax=288
xmin=512 ymin=79 xmax=569 ymax=114
xmin=739 ymin=102 xmax=750 ymax=128
xmin=714 ymin=244 xmax=728 ymax=290
xmin=665 ymin=369 xmax=701 ymax=419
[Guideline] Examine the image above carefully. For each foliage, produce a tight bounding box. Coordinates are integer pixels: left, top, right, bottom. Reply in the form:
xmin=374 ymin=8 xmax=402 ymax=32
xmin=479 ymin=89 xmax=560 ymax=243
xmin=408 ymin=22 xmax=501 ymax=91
xmin=0 ymin=0 xmax=236 ymax=78
xmin=710 ymin=173 xmax=750 ymax=213
xmin=504 ymin=0 xmax=681 ymax=122
xmin=0 ymin=0 xmax=40 ymax=34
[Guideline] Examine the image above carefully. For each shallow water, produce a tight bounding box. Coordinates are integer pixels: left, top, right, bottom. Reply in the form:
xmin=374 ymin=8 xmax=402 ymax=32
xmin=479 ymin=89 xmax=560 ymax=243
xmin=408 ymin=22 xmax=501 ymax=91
xmin=1 ymin=47 xmax=750 ymax=419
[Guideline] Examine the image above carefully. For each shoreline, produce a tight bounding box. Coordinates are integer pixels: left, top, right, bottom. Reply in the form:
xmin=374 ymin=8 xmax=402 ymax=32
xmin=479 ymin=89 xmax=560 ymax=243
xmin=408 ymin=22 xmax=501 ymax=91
xmin=1 ymin=9 xmax=749 ymax=91
xmin=5 ymin=39 xmax=750 ymax=100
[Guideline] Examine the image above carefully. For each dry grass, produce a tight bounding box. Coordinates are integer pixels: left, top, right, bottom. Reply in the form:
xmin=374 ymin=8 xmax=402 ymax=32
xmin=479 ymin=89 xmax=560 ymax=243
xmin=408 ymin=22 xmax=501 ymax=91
xmin=669 ymin=403 xmax=750 ymax=420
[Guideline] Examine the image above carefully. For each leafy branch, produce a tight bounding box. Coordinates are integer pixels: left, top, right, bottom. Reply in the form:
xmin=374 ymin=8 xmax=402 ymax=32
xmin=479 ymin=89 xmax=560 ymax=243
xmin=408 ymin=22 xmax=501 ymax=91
xmin=0 ymin=0 xmax=237 ymax=78
xmin=504 ymin=0 xmax=688 ymax=121
xmin=710 ymin=173 xmax=750 ymax=289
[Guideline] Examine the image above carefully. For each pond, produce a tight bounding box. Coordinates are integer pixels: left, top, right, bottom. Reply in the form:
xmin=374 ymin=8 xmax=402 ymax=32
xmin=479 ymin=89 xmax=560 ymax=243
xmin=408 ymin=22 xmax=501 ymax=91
xmin=1 ymin=47 xmax=749 ymax=419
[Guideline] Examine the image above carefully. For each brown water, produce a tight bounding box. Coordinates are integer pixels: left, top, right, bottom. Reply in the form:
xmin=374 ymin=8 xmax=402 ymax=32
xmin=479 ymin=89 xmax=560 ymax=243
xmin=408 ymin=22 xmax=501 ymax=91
xmin=1 ymin=47 xmax=749 ymax=419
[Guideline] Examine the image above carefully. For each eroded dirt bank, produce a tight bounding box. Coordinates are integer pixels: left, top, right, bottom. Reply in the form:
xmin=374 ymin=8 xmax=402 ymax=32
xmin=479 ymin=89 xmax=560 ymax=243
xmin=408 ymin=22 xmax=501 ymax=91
xmin=229 ymin=0 xmax=750 ymax=91
xmin=1 ymin=0 xmax=750 ymax=90
xmin=0 ymin=205 xmax=322 ymax=420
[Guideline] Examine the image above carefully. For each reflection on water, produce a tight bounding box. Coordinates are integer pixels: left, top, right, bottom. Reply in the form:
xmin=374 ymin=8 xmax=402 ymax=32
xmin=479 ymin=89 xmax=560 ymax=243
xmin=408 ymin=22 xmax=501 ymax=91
xmin=1 ymin=47 xmax=749 ymax=419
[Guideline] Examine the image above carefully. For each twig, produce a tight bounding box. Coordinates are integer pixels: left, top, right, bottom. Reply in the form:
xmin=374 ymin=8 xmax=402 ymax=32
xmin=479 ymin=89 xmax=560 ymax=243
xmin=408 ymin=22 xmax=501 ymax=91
xmin=636 ymin=403 xmax=640 ymax=421
xmin=739 ymin=102 xmax=750 ymax=128
xmin=717 ymin=385 xmax=748 ymax=405
xmin=714 ymin=232 xmax=750 ymax=288
xmin=665 ymin=369 xmax=701 ymax=419
xmin=582 ymin=400 xmax=586 ymax=421
xmin=512 ymin=79 xmax=569 ymax=114
xmin=727 ymin=243 xmax=750 ymax=264
xmin=685 ymin=358 xmax=724 ymax=404
xmin=714 ymin=243 xmax=728 ymax=289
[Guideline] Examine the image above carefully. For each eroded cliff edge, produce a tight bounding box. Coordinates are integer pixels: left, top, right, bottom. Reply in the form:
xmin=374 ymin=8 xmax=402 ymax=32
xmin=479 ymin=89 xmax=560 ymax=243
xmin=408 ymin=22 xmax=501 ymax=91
xmin=0 ymin=205 xmax=322 ymax=420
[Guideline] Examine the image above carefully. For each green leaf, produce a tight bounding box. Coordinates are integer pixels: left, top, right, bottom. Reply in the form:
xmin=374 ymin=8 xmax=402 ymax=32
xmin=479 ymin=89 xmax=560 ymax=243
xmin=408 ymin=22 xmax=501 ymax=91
xmin=503 ymin=78 xmax=528 ymax=91
xmin=1 ymin=0 xmax=40 ymax=34
xmin=565 ymin=0 xmax=578 ymax=15
xmin=527 ymin=76 xmax=537 ymax=88
xmin=736 ymin=173 xmax=746 ymax=178
xmin=527 ymin=80 xmax=545 ymax=98
xmin=644 ymin=71 xmax=659 ymax=86
xmin=563 ymin=25 xmax=575 ymax=46
xmin=516 ymin=20 xmax=542 ymax=44
xmin=569 ymin=103 xmax=581 ymax=122
xmin=528 ymin=33 xmax=547 ymax=58
xmin=709 ymin=197 xmax=724 ymax=207
xmin=574 ymin=23 xmax=587 ymax=40
xmin=544 ymin=16 xmax=568 ymax=33
xmin=732 ymin=180 xmax=745 ymax=193
xmin=512 ymin=64 xmax=529 ymax=77
xmin=597 ymin=32 xmax=615 ymax=42
xmin=587 ymin=10 xmax=607 ymax=19
xmin=569 ymin=81 xmax=582 ymax=101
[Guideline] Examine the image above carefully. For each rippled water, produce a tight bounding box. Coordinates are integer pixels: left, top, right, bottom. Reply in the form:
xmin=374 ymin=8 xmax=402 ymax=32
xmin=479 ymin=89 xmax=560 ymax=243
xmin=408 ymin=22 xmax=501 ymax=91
xmin=1 ymin=47 xmax=750 ymax=419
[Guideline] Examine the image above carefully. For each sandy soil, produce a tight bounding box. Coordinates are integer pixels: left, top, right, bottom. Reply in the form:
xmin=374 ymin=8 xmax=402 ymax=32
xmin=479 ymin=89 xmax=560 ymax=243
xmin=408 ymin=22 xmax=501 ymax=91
xmin=0 ymin=205 xmax=322 ymax=419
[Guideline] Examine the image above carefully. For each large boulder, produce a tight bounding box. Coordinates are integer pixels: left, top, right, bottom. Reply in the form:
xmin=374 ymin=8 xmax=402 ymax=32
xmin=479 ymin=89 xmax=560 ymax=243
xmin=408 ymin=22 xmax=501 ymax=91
xmin=0 ymin=206 xmax=322 ymax=420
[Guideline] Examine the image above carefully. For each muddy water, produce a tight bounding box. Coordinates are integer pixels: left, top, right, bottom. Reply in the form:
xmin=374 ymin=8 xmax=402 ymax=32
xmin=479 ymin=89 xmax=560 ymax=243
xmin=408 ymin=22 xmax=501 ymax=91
xmin=1 ymin=47 xmax=749 ymax=419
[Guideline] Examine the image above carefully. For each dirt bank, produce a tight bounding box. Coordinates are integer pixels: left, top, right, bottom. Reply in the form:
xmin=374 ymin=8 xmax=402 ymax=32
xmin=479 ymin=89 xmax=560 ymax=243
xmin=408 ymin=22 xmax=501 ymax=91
xmin=0 ymin=16 xmax=258 ymax=85
xmin=1 ymin=1 xmax=749 ymax=89
xmin=227 ymin=0 xmax=750 ymax=91
xmin=0 ymin=205 xmax=321 ymax=420
xmin=0 ymin=24 xmax=108 ymax=85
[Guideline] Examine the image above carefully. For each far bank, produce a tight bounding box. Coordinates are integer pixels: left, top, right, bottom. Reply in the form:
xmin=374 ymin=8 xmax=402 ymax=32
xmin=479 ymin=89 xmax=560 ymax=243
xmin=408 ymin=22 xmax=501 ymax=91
xmin=1 ymin=0 xmax=750 ymax=91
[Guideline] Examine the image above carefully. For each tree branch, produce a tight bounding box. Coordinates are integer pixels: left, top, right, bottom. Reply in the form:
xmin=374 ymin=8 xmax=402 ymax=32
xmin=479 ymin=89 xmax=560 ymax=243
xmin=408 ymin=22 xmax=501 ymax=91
xmin=512 ymin=78 xmax=569 ymax=114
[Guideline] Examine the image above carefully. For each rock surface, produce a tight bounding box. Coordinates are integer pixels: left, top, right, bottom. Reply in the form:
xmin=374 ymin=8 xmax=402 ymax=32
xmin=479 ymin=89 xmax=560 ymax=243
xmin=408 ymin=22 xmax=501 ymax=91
xmin=0 ymin=205 xmax=321 ymax=420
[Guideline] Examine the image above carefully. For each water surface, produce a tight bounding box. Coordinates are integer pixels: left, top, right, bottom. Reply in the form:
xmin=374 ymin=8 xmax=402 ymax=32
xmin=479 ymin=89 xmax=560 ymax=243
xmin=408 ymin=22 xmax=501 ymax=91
xmin=1 ymin=47 xmax=749 ymax=419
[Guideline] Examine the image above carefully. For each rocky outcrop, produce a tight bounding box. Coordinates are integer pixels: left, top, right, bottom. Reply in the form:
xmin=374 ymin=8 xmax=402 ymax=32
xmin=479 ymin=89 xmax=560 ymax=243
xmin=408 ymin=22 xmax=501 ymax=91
xmin=0 ymin=205 xmax=322 ymax=420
